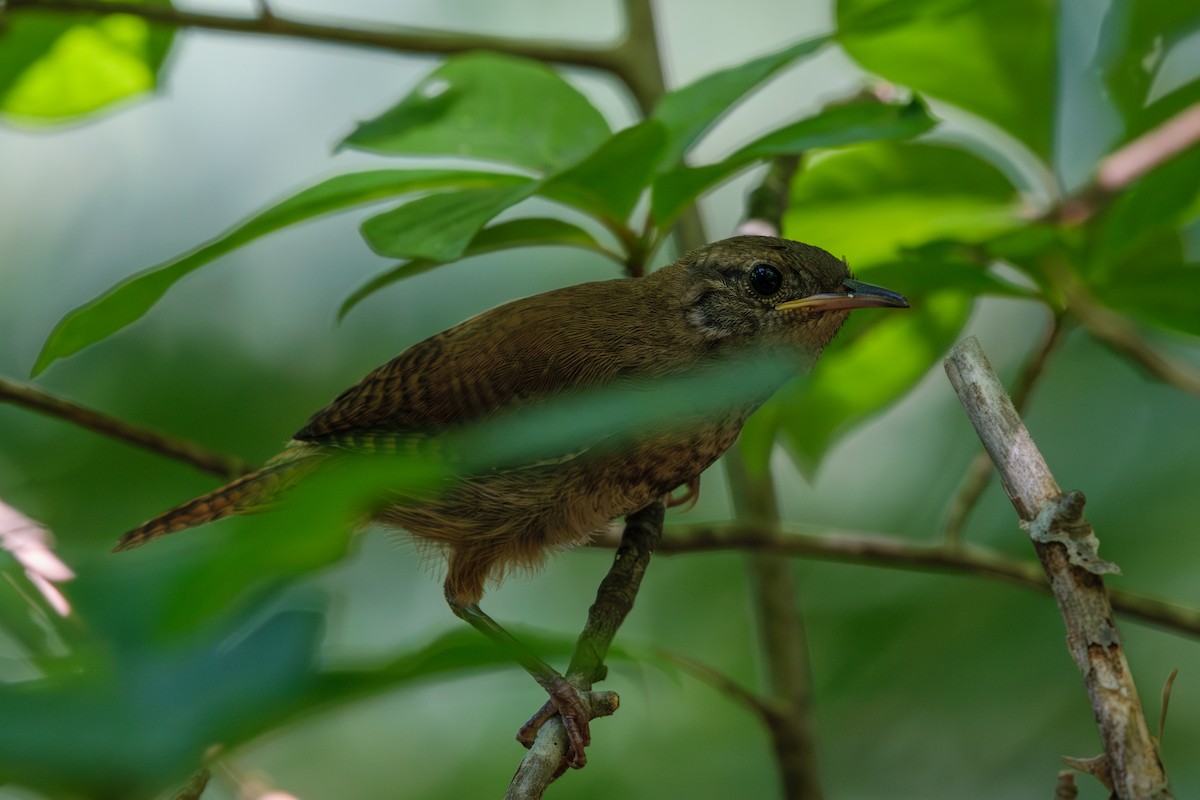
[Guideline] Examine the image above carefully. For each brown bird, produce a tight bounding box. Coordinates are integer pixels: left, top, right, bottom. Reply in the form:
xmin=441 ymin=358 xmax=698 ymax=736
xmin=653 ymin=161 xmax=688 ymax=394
xmin=114 ymin=235 xmax=908 ymax=767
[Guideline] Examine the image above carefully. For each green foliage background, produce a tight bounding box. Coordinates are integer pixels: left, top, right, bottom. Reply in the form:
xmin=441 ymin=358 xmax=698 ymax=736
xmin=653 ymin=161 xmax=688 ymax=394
xmin=1 ymin=0 xmax=1198 ymax=798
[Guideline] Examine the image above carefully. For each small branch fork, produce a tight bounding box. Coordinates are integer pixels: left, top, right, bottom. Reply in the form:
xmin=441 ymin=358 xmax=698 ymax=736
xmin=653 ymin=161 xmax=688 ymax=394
xmin=945 ymin=336 xmax=1170 ymax=799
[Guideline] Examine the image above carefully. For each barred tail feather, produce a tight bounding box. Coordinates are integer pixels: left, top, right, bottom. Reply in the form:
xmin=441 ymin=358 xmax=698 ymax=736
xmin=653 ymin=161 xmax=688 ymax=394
xmin=113 ymin=457 xmax=314 ymax=552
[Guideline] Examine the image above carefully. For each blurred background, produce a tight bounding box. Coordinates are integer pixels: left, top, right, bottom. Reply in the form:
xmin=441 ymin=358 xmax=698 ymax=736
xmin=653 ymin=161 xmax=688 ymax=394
xmin=2 ymin=0 xmax=1198 ymax=798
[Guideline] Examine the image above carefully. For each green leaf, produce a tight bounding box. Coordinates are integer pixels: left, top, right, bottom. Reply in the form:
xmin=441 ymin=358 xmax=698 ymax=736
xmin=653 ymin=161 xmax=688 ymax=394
xmin=1088 ymin=147 xmax=1200 ymax=278
xmin=743 ymin=290 xmax=972 ymax=475
xmin=1100 ymin=0 xmax=1200 ymax=138
xmin=0 ymin=0 xmax=175 ymax=123
xmin=33 ymin=169 xmax=511 ymax=375
xmin=651 ymin=99 xmax=936 ymax=227
xmin=339 ymin=217 xmax=608 ymax=320
xmin=342 ymin=52 xmax=611 ymax=173
xmin=540 ymin=121 xmax=668 ymax=221
xmin=837 ymin=0 xmax=1056 ymax=160
xmin=1096 ymin=259 xmax=1200 ymax=338
xmin=651 ymin=35 xmax=830 ymax=166
xmin=0 ymin=606 xmax=323 ymax=797
xmin=359 ymin=180 xmax=537 ymax=261
xmin=784 ymin=141 xmax=1021 ymax=268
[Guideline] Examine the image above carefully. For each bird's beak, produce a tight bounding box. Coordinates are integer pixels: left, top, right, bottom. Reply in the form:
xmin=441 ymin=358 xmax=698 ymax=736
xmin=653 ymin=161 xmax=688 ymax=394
xmin=775 ymin=279 xmax=909 ymax=312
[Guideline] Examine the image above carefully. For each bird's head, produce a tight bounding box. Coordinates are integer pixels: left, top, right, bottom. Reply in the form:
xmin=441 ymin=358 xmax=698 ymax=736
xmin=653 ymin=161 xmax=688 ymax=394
xmin=664 ymin=236 xmax=908 ymax=367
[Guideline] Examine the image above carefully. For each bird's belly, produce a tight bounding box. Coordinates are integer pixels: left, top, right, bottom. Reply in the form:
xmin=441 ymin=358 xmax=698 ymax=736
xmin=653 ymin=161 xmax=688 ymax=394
xmin=380 ymin=416 xmax=745 ymax=564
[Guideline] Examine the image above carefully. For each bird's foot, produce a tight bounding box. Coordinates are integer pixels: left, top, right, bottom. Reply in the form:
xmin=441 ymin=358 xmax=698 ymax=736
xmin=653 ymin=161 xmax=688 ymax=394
xmin=665 ymin=477 xmax=701 ymax=511
xmin=517 ymin=676 xmax=592 ymax=769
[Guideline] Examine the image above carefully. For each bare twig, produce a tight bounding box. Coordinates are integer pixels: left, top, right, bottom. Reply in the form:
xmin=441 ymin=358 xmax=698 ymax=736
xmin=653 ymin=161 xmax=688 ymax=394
xmin=1049 ymin=102 xmax=1200 ymax=225
xmin=0 ymin=376 xmax=251 ymax=478
xmin=654 ymin=647 xmax=782 ymax=722
xmin=5 ymin=0 xmax=666 ymax=112
xmin=730 ymin=157 xmax=824 ymax=799
xmin=944 ymin=336 xmax=1170 ymax=799
xmin=506 ymin=501 xmax=664 ymax=799
xmin=1047 ymin=266 xmax=1200 ymax=400
xmin=941 ymin=312 xmax=1068 ymax=544
xmin=170 ymin=768 xmax=211 ymax=800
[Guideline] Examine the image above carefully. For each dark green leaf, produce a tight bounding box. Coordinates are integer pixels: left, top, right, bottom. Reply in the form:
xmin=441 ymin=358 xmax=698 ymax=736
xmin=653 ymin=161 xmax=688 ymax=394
xmin=651 ymin=99 xmax=936 ymax=227
xmin=1100 ymin=0 xmax=1200 ymax=138
xmin=837 ymin=0 xmax=1056 ymax=160
xmin=784 ymin=141 xmax=1020 ymax=268
xmin=743 ymin=291 xmax=973 ymax=475
xmin=0 ymin=606 xmax=322 ymax=797
xmin=1092 ymin=228 xmax=1200 ymax=338
xmin=651 ymin=35 xmax=830 ymax=166
xmin=540 ymin=121 xmax=668 ymax=221
xmin=0 ymin=0 xmax=175 ymax=123
xmin=359 ymin=181 xmax=536 ymax=261
xmin=1088 ymin=147 xmax=1200 ymax=278
xmin=339 ymin=217 xmax=608 ymax=320
xmin=33 ymin=169 xmax=512 ymax=375
xmin=342 ymin=52 xmax=611 ymax=173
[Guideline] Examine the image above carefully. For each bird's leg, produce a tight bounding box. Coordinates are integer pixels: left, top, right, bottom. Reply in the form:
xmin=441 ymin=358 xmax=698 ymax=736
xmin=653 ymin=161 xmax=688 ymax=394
xmin=446 ymin=597 xmax=592 ymax=768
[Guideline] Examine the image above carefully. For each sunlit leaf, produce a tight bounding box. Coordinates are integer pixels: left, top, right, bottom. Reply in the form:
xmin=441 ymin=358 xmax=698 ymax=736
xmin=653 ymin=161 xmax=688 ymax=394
xmin=837 ymin=0 xmax=1056 ymax=160
xmin=342 ymin=52 xmax=610 ymax=173
xmin=339 ymin=217 xmax=608 ymax=320
xmin=784 ymin=141 xmax=1020 ymax=268
xmin=651 ymin=35 xmax=830 ymax=166
xmin=744 ymin=291 xmax=972 ymax=476
xmin=359 ymin=181 xmax=537 ymax=261
xmin=540 ymin=121 xmax=668 ymax=222
xmin=651 ymin=99 xmax=935 ymax=227
xmin=0 ymin=0 xmax=175 ymax=123
xmin=32 ymin=169 xmax=507 ymax=375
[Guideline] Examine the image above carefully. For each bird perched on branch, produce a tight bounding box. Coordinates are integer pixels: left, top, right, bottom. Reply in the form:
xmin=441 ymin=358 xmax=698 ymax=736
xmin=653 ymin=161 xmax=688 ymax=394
xmin=115 ymin=235 xmax=907 ymax=767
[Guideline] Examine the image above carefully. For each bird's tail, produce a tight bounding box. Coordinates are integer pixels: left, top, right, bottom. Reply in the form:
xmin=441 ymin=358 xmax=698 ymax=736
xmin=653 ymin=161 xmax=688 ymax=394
xmin=113 ymin=454 xmax=316 ymax=552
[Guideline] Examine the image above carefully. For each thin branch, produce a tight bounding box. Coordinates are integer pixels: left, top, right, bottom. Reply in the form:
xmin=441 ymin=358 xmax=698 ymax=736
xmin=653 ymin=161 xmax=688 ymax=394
xmin=5 ymin=0 xmax=639 ymax=96
xmin=724 ymin=447 xmax=824 ymax=800
xmin=730 ymin=157 xmax=824 ymax=800
xmin=654 ymin=647 xmax=782 ymax=724
xmin=507 ymin=501 xmax=665 ymax=799
xmin=941 ymin=311 xmax=1068 ymax=544
xmin=1047 ymin=101 xmax=1200 ymax=225
xmin=945 ymin=336 xmax=1170 ymax=799
xmin=1049 ymin=264 xmax=1200 ymax=400
xmin=0 ymin=376 xmax=251 ymax=479
xmin=591 ymin=525 xmax=1200 ymax=639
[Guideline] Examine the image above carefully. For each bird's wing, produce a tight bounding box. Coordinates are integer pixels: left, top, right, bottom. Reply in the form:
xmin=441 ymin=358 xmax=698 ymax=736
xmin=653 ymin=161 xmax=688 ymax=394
xmin=293 ymin=278 xmax=655 ymax=443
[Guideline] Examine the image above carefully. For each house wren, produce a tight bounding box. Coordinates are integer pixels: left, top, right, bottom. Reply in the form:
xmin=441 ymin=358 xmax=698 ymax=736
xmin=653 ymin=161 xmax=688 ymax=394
xmin=115 ymin=235 xmax=908 ymax=767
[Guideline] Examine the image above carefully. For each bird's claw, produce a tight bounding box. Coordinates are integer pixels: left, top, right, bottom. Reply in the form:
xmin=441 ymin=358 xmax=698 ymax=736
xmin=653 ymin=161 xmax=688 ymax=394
xmin=517 ymin=677 xmax=591 ymax=769
xmin=665 ymin=477 xmax=701 ymax=511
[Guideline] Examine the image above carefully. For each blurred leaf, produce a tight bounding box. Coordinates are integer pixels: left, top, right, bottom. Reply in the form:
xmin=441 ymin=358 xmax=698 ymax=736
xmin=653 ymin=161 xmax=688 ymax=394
xmin=652 ymin=99 xmax=935 ymax=227
xmin=540 ymin=121 xmax=668 ymax=222
xmin=1093 ymin=231 xmax=1200 ymax=337
xmin=342 ymin=52 xmax=610 ymax=172
xmin=744 ymin=291 xmax=972 ymax=475
xmin=0 ymin=606 xmax=322 ymax=797
xmin=651 ymin=35 xmax=830 ymax=166
xmin=1100 ymin=0 xmax=1200 ymax=138
xmin=784 ymin=141 xmax=1020 ymax=268
xmin=339 ymin=217 xmax=608 ymax=320
xmin=1088 ymin=147 xmax=1200 ymax=278
xmin=837 ymin=0 xmax=1056 ymax=160
xmin=0 ymin=0 xmax=174 ymax=123
xmin=33 ymin=169 xmax=511 ymax=375
xmin=360 ymin=181 xmax=537 ymax=260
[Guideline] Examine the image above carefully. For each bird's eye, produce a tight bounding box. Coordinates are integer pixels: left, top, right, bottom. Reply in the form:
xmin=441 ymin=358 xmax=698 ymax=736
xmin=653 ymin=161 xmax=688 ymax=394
xmin=749 ymin=263 xmax=783 ymax=297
